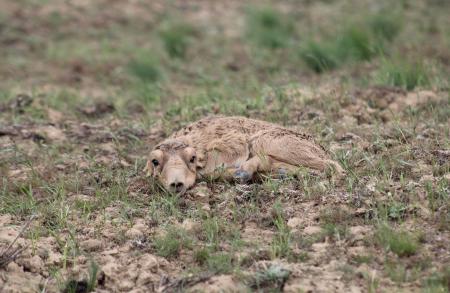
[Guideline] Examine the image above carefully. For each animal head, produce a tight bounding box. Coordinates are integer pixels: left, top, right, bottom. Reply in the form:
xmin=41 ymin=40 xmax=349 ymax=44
xmin=145 ymin=140 xmax=199 ymax=194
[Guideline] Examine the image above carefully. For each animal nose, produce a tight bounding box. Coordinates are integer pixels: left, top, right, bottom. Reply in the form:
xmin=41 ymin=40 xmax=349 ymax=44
xmin=169 ymin=181 xmax=184 ymax=193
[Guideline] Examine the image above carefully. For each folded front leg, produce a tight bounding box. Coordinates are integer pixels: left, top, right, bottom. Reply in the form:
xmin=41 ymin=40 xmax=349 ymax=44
xmin=234 ymin=155 xmax=270 ymax=183
xmin=234 ymin=155 xmax=300 ymax=182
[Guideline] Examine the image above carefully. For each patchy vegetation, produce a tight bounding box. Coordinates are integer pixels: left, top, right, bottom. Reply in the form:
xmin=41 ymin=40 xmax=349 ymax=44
xmin=159 ymin=20 xmax=197 ymax=59
xmin=246 ymin=6 xmax=295 ymax=49
xmin=0 ymin=0 xmax=449 ymax=292
xmin=374 ymin=58 xmax=431 ymax=90
xmin=375 ymin=224 xmax=419 ymax=257
xmin=300 ymin=10 xmax=402 ymax=73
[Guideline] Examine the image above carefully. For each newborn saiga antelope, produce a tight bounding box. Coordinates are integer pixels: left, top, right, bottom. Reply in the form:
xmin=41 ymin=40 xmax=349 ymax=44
xmin=145 ymin=116 xmax=343 ymax=194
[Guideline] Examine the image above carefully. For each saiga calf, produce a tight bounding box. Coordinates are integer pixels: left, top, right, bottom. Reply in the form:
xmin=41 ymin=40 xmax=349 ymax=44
xmin=146 ymin=116 xmax=344 ymax=194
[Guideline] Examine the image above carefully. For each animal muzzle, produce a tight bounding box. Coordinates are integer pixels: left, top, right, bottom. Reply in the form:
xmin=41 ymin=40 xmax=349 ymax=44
xmin=162 ymin=164 xmax=191 ymax=194
xmin=168 ymin=181 xmax=185 ymax=193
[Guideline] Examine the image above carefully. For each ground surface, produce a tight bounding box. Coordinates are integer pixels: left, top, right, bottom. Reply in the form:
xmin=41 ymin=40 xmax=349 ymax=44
xmin=0 ymin=0 xmax=449 ymax=292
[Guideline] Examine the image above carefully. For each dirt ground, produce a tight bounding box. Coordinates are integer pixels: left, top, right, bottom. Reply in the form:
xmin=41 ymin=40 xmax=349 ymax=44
xmin=1 ymin=0 xmax=449 ymax=292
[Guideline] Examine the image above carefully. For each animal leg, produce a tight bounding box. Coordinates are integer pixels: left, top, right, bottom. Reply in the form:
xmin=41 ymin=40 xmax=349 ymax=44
xmin=200 ymin=133 xmax=250 ymax=180
xmin=235 ymin=129 xmax=343 ymax=181
xmin=234 ymin=155 xmax=268 ymax=182
xmin=270 ymin=161 xmax=300 ymax=179
xmin=234 ymin=155 xmax=300 ymax=182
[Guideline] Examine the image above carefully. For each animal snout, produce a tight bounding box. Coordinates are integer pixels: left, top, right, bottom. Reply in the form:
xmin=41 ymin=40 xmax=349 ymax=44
xmin=169 ymin=181 xmax=185 ymax=193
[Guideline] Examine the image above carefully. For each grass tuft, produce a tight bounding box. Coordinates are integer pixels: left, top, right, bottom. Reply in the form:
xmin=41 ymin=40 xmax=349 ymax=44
xmin=299 ymin=41 xmax=339 ymax=73
xmin=159 ymin=21 xmax=196 ymax=59
xmin=63 ymin=261 xmax=98 ymax=293
xmin=337 ymin=27 xmax=376 ymax=61
xmin=194 ymin=248 xmax=210 ymax=265
xmin=249 ymin=264 xmax=291 ymax=291
xmin=128 ymin=55 xmax=162 ymax=83
xmin=246 ymin=7 xmax=294 ymax=49
xmin=1 ymin=183 xmax=37 ymax=217
xmin=270 ymin=202 xmax=292 ymax=259
xmin=201 ymin=217 xmax=221 ymax=250
xmin=376 ymin=224 xmax=419 ymax=257
xmin=207 ymin=252 xmax=234 ymax=273
xmin=423 ymin=266 xmax=450 ymax=292
xmin=153 ymin=226 xmax=192 ymax=258
xmin=300 ymin=10 xmax=402 ymax=73
xmin=374 ymin=59 xmax=430 ymax=90
xmin=369 ymin=11 xmax=402 ymax=42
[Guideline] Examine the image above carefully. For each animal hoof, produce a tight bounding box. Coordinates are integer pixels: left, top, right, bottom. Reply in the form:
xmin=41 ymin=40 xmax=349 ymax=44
xmin=234 ymin=170 xmax=252 ymax=183
xmin=277 ymin=168 xmax=288 ymax=179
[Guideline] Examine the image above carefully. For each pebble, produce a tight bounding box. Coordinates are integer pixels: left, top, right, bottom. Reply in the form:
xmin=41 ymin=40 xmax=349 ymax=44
xmin=287 ymin=217 xmax=303 ymax=229
xmin=81 ymin=239 xmax=103 ymax=252
xmin=125 ymin=228 xmax=144 ymax=239
xmin=303 ymin=226 xmax=323 ymax=235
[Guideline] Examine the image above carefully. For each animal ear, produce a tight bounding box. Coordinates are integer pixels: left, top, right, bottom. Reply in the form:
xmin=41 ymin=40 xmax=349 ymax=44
xmin=143 ymin=159 xmax=153 ymax=177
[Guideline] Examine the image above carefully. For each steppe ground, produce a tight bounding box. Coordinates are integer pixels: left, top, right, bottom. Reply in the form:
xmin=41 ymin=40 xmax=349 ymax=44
xmin=0 ymin=0 xmax=449 ymax=292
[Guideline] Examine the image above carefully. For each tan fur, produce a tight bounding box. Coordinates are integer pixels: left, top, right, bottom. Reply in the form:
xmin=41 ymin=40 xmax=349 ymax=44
xmin=146 ymin=116 xmax=344 ymax=193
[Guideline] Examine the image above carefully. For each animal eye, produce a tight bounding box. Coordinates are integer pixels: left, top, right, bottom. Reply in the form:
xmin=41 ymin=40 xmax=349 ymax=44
xmin=151 ymin=159 xmax=159 ymax=166
xmin=190 ymin=156 xmax=196 ymax=163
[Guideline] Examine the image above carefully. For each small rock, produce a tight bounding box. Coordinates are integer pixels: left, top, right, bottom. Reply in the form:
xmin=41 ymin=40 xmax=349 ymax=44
xmin=8 ymin=94 xmax=33 ymax=112
xmin=201 ymin=203 xmax=211 ymax=213
xmin=17 ymin=255 xmax=44 ymax=273
xmin=36 ymin=247 xmax=49 ymax=260
xmin=33 ymin=125 xmax=67 ymax=143
xmin=78 ymin=101 xmax=115 ymax=117
xmin=0 ymin=214 xmax=12 ymax=225
xmin=76 ymin=258 xmax=89 ymax=270
xmin=119 ymin=280 xmax=135 ymax=291
xmin=181 ymin=219 xmax=199 ymax=233
xmin=136 ymin=271 xmax=157 ymax=286
xmin=101 ymin=260 xmax=120 ymax=278
xmin=347 ymin=246 xmax=367 ymax=258
xmin=340 ymin=115 xmax=358 ymax=127
xmin=0 ymin=226 xmax=20 ymax=243
xmin=47 ymin=108 xmax=64 ymax=124
xmin=99 ymin=143 xmax=116 ymax=154
xmin=1 ymin=267 xmax=43 ymax=292
xmin=417 ymin=204 xmax=432 ymax=219
xmin=356 ymin=263 xmax=372 ymax=278
xmin=73 ymin=194 xmax=91 ymax=202
xmin=303 ymin=226 xmax=323 ymax=235
xmin=354 ymin=208 xmax=371 ymax=217
xmin=349 ymin=226 xmax=371 ymax=242
xmin=77 ymin=160 xmax=90 ymax=169
xmin=6 ymin=262 xmax=22 ymax=272
xmin=132 ymin=219 xmax=148 ymax=233
xmin=126 ymin=228 xmax=144 ymax=239
xmin=80 ymin=239 xmax=103 ymax=252
xmin=101 ymin=248 xmax=119 ymax=256
xmin=129 ymin=289 xmax=146 ymax=293
xmin=412 ymin=162 xmax=432 ymax=178
xmin=95 ymin=155 xmax=113 ymax=165
xmin=287 ymin=217 xmax=303 ymax=229
xmin=139 ymin=254 xmax=161 ymax=271
xmin=47 ymin=251 xmax=62 ymax=266
xmin=311 ymin=242 xmax=329 ymax=253
xmin=191 ymin=183 xmax=210 ymax=202
xmin=405 ymin=91 xmax=439 ymax=107
xmin=443 ymin=173 xmax=450 ymax=182
xmin=187 ymin=275 xmax=247 ymax=293
xmin=124 ymin=265 xmax=139 ymax=281
xmin=120 ymin=159 xmax=131 ymax=167
xmin=420 ymin=175 xmax=434 ymax=184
